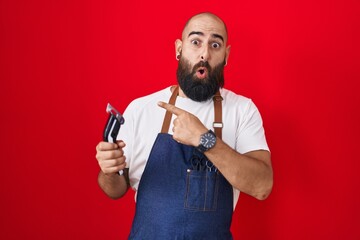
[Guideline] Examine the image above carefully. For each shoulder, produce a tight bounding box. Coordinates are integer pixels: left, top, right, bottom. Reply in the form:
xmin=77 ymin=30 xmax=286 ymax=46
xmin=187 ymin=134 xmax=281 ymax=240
xmin=220 ymin=88 xmax=263 ymax=123
xmin=221 ymin=88 xmax=254 ymax=110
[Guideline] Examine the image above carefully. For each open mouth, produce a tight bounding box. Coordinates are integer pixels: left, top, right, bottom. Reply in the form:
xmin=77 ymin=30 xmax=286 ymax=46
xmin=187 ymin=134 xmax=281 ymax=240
xmin=196 ymin=67 xmax=207 ymax=79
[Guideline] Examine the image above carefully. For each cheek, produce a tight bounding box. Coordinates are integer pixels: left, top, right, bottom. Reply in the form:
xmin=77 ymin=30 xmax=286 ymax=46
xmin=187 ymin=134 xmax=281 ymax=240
xmin=182 ymin=44 xmax=202 ymax=58
xmin=181 ymin=50 xmax=197 ymax=61
xmin=180 ymin=54 xmax=196 ymax=67
xmin=210 ymin=52 xmax=226 ymax=65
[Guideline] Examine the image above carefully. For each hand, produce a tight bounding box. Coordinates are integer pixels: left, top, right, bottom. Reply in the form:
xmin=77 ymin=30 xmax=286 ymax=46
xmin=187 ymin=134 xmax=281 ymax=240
xmin=96 ymin=141 xmax=126 ymax=175
xmin=158 ymin=101 xmax=208 ymax=146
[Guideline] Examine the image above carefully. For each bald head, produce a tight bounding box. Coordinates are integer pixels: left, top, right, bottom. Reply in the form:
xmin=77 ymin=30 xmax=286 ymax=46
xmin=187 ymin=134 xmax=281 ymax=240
xmin=181 ymin=12 xmax=228 ymax=43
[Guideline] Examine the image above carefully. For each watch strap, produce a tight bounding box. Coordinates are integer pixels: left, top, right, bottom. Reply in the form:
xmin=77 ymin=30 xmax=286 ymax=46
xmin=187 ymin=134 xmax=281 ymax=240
xmin=196 ymin=144 xmax=208 ymax=153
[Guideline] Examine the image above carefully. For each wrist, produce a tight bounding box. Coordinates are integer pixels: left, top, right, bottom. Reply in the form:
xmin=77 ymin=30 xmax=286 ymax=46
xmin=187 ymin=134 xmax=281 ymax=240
xmin=102 ymin=171 xmax=120 ymax=178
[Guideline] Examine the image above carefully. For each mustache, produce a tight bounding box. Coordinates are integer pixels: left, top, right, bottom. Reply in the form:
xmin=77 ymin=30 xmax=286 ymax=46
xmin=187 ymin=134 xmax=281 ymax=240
xmin=191 ymin=61 xmax=212 ymax=73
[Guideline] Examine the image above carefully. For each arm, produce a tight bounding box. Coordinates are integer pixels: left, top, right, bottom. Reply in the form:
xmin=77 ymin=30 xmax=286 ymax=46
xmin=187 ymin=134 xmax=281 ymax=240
xmin=158 ymin=101 xmax=273 ymax=200
xmin=96 ymin=141 xmax=130 ymax=199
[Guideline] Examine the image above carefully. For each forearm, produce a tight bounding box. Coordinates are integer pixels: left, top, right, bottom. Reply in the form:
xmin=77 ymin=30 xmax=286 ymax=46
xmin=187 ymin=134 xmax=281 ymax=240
xmin=205 ymin=139 xmax=273 ymax=200
xmin=98 ymin=169 xmax=129 ymax=199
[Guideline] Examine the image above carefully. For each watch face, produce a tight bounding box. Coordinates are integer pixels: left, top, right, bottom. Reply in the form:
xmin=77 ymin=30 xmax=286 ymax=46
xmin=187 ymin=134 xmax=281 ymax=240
xmin=201 ymin=132 xmax=216 ymax=149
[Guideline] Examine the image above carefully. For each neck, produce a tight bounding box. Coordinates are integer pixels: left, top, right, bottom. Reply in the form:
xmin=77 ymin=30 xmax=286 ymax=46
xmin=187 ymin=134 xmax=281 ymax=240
xmin=178 ymin=87 xmax=187 ymax=98
xmin=171 ymin=85 xmax=187 ymax=98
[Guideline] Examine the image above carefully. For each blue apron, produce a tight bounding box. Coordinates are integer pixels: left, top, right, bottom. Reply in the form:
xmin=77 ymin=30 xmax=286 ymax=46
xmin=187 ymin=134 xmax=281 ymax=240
xmin=129 ymin=86 xmax=233 ymax=239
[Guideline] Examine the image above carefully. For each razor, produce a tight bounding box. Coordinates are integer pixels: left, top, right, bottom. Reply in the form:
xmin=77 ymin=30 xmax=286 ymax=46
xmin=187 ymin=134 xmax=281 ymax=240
xmin=103 ymin=103 xmax=125 ymax=175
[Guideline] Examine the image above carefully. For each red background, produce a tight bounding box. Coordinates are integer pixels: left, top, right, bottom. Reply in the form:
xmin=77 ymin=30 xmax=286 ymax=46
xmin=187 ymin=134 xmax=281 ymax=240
xmin=1 ymin=0 xmax=359 ymax=239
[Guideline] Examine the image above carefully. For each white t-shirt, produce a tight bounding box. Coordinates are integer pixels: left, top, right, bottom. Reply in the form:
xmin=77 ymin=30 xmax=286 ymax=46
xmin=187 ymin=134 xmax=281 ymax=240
xmin=118 ymin=86 xmax=269 ymax=209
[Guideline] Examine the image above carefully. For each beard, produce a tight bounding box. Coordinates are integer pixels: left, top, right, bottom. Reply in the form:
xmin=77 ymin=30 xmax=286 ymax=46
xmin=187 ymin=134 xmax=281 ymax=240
xmin=176 ymin=57 xmax=225 ymax=102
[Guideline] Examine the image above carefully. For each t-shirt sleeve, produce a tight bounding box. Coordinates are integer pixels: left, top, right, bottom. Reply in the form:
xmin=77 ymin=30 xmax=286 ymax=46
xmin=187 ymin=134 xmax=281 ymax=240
xmin=236 ymin=100 xmax=269 ymax=154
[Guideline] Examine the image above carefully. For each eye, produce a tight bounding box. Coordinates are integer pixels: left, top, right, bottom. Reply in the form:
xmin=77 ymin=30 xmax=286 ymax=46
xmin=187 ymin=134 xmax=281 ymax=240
xmin=211 ymin=42 xmax=221 ymax=48
xmin=191 ymin=39 xmax=200 ymax=46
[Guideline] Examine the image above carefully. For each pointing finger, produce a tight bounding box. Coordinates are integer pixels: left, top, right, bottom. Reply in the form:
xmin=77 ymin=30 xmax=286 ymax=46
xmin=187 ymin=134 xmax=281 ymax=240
xmin=157 ymin=101 xmax=185 ymax=116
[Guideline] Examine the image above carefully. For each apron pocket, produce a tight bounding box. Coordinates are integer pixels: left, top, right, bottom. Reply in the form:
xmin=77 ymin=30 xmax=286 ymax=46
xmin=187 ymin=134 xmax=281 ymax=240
xmin=184 ymin=169 xmax=219 ymax=211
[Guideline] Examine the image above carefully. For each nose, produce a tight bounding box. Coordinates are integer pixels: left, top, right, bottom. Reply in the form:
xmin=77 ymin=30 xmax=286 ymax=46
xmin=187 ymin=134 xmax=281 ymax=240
xmin=200 ymin=45 xmax=210 ymax=62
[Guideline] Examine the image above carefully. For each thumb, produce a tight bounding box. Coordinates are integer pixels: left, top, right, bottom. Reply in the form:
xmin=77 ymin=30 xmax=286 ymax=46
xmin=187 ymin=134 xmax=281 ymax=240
xmin=116 ymin=140 xmax=126 ymax=148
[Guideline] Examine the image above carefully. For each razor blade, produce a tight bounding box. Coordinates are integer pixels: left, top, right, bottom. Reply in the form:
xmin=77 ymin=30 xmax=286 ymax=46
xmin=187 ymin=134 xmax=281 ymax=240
xmin=103 ymin=103 xmax=125 ymax=175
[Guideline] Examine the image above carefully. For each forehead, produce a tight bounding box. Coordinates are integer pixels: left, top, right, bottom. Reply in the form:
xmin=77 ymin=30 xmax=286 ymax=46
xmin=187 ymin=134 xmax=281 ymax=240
xmin=182 ymin=15 xmax=228 ymax=42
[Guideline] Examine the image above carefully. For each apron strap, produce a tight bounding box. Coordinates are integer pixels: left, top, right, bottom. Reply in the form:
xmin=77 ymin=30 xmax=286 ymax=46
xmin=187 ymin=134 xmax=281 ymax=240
xmin=213 ymin=91 xmax=223 ymax=140
xmin=161 ymin=86 xmax=179 ymax=134
xmin=161 ymin=86 xmax=223 ymax=140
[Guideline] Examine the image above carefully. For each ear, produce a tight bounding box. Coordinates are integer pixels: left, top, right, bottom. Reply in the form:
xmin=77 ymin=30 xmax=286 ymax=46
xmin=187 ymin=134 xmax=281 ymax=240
xmin=225 ymin=45 xmax=231 ymax=65
xmin=175 ymin=39 xmax=182 ymax=55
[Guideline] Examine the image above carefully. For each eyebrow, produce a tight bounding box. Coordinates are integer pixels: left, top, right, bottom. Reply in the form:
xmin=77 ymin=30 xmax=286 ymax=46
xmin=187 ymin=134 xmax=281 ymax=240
xmin=188 ymin=31 xmax=224 ymax=43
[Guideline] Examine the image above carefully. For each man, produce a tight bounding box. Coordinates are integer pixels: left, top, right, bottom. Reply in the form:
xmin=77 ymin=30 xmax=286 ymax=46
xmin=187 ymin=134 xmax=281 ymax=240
xmin=96 ymin=12 xmax=273 ymax=239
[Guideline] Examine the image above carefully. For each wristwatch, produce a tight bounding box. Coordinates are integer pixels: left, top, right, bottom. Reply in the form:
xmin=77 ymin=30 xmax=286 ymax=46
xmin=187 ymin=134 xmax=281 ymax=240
xmin=196 ymin=130 xmax=217 ymax=153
